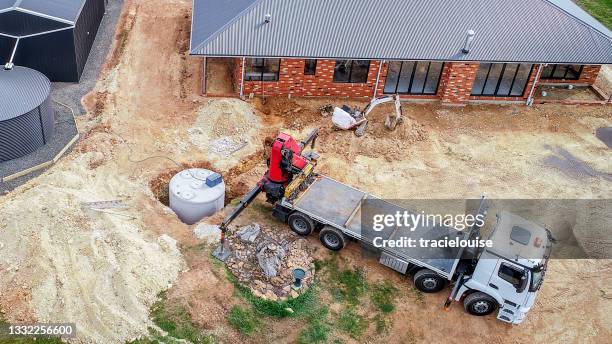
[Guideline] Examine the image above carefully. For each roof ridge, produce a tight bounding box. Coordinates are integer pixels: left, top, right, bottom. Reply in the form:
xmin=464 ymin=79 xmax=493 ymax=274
xmin=542 ymin=0 xmax=612 ymax=42
xmin=191 ymin=0 xmax=263 ymax=54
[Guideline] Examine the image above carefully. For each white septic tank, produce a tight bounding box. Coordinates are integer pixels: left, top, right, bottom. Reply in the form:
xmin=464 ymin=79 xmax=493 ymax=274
xmin=169 ymin=168 xmax=225 ymax=224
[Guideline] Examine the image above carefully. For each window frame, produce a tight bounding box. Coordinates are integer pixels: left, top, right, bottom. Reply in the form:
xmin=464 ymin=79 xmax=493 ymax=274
xmin=540 ymin=64 xmax=583 ymax=80
xmin=471 ymin=63 xmax=533 ymax=97
xmin=333 ymin=60 xmax=371 ymax=83
xmin=383 ymin=61 xmax=445 ymax=95
xmin=245 ymin=58 xmax=281 ymax=81
xmin=304 ymin=59 xmax=317 ymax=75
xmin=498 ymin=262 xmax=525 ymax=288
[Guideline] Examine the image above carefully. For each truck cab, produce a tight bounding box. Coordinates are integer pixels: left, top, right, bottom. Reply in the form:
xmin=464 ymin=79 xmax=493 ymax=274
xmin=455 ymin=211 xmax=552 ymax=324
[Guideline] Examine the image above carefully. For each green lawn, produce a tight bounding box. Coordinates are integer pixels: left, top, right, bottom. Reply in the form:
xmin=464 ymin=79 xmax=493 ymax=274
xmin=577 ymin=0 xmax=612 ymax=29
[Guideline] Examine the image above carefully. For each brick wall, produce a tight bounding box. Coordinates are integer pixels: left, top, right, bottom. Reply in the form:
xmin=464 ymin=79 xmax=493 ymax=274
xmin=438 ymin=63 xmax=480 ymax=104
xmin=234 ymin=58 xmax=383 ymax=98
xmin=229 ymin=58 xmax=603 ymax=104
xmin=540 ymin=65 xmax=601 ymax=85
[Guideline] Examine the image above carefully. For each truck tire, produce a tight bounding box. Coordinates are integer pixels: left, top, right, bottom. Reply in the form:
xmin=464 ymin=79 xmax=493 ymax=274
xmin=288 ymin=212 xmax=315 ymax=236
xmin=413 ymin=269 xmax=446 ymax=293
xmin=319 ymin=226 xmax=347 ymax=251
xmin=463 ymin=292 xmax=498 ymax=316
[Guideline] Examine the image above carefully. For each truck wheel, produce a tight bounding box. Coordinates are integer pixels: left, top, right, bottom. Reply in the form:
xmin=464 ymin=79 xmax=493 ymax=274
xmin=319 ymin=226 xmax=347 ymax=251
xmin=413 ymin=269 xmax=446 ymax=293
xmin=288 ymin=212 xmax=315 ymax=236
xmin=464 ymin=292 xmax=498 ymax=316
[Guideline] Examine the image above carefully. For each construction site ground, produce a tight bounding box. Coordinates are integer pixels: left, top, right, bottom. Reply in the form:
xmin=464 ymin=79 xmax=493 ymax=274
xmin=0 ymin=1 xmax=610 ymax=343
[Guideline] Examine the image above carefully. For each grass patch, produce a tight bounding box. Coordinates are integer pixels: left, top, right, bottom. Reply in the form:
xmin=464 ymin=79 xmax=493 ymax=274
xmin=227 ymin=305 xmax=259 ymax=335
xmin=577 ymin=0 xmax=612 ymax=29
xmin=374 ymin=314 xmax=388 ymax=334
xmin=147 ymin=291 xmax=214 ymax=344
xmin=336 ymin=308 xmax=367 ymax=339
xmin=316 ymin=256 xmax=367 ymax=305
xmin=370 ymin=281 xmax=398 ymax=314
xmin=297 ymin=319 xmax=331 ymax=344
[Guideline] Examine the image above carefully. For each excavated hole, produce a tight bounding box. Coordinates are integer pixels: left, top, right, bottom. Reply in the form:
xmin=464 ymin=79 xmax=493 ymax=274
xmin=149 ymin=149 xmax=266 ymax=207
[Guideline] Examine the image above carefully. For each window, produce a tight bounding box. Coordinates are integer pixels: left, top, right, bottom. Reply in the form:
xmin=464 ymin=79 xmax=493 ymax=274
xmin=333 ymin=60 xmax=370 ymax=83
xmin=541 ymin=65 xmax=583 ymax=80
xmin=245 ymin=58 xmax=280 ymax=81
xmin=304 ymin=59 xmax=317 ymax=75
xmin=384 ymin=61 xmax=444 ymax=95
xmin=510 ymin=226 xmax=531 ymax=245
xmin=498 ymin=263 xmax=525 ymax=288
xmin=471 ymin=63 xmax=533 ymax=97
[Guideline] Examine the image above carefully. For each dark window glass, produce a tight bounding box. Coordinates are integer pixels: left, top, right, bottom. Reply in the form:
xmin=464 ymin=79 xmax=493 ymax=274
xmin=482 ymin=63 xmax=504 ymax=95
xmin=540 ymin=64 xmax=583 ymax=80
xmin=304 ymin=59 xmax=317 ymax=75
xmin=333 ymin=60 xmax=370 ymax=83
xmin=472 ymin=63 xmax=533 ymax=97
xmin=565 ymin=65 xmax=582 ymax=79
xmin=384 ymin=61 xmax=444 ymax=95
xmin=410 ymin=62 xmax=429 ymax=93
xmin=553 ymin=65 xmax=568 ymax=79
xmin=511 ymin=64 xmax=532 ymax=96
xmin=396 ymin=61 xmax=414 ymax=93
xmin=245 ymin=58 xmax=280 ymax=81
xmin=498 ymin=263 xmax=524 ymax=288
xmin=497 ymin=64 xmax=518 ymax=96
xmin=541 ymin=64 xmax=554 ymax=78
xmin=471 ymin=63 xmax=490 ymax=95
xmin=384 ymin=62 xmax=401 ymax=93
xmin=424 ymin=62 xmax=444 ymax=94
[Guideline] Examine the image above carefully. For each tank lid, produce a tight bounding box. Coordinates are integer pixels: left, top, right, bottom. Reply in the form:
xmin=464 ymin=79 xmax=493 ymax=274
xmin=170 ymin=168 xmax=225 ymax=203
xmin=0 ymin=66 xmax=51 ymax=121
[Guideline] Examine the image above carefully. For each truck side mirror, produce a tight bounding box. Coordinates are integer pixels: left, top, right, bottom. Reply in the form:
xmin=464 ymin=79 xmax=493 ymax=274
xmin=516 ymin=272 xmax=528 ymax=293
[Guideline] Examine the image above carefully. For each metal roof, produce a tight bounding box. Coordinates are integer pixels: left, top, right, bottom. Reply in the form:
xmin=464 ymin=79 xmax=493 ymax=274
xmin=190 ymin=0 xmax=612 ymax=64
xmin=0 ymin=0 xmax=87 ymax=24
xmin=0 ymin=66 xmax=51 ymax=121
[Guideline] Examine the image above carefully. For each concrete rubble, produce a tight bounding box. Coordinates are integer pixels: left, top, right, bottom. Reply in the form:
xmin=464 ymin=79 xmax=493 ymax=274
xmin=225 ymin=223 xmax=315 ymax=301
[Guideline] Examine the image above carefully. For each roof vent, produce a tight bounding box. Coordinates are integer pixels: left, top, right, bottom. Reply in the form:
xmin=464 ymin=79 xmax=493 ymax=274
xmin=264 ymin=13 xmax=271 ymax=23
xmin=462 ymin=30 xmax=475 ymax=54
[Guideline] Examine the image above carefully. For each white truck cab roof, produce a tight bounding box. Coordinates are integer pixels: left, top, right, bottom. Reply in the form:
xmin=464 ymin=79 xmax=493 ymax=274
xmin=486 ymin=211 xmax=552 ymax=268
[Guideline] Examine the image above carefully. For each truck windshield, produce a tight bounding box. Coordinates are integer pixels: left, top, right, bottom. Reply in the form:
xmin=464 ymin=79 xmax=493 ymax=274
xmin=529 ymin=269 xmax=544 ymax=292
xmin=530 ymin=236 xmax=552 ymax=292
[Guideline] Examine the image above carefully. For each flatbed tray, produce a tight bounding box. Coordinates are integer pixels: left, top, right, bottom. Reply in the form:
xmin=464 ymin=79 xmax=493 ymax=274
xmin=289 ymin=176 xmax=464 ymax=277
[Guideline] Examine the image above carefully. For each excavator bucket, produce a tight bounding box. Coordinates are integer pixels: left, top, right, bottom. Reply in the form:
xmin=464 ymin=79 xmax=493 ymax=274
xmin=212 ymin=242 xmax=231 ymax=261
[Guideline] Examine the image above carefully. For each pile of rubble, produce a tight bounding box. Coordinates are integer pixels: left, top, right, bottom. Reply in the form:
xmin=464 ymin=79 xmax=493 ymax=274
xmin=225 ymin=223 xmax=315 ymax=301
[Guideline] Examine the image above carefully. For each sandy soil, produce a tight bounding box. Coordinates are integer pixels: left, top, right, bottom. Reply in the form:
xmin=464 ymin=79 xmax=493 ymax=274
xmin=0 ymin=0 xmax=610 ymax=343
xmin=205 ymin=57 xmax=235 ymax=95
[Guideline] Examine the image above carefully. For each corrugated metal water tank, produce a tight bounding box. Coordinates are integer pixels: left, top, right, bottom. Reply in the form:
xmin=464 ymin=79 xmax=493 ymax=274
xmin=0 ymin=65 xmax=54 ymax=162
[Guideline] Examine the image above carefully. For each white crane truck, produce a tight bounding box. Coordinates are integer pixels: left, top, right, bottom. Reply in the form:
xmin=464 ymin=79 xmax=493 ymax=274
xmin=217 ymin=130 xmax=553 ymax=324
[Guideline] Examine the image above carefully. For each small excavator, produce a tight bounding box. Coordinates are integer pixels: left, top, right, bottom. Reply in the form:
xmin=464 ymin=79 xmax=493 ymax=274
xmin=212 ymin=129 xmax=320 ymax=260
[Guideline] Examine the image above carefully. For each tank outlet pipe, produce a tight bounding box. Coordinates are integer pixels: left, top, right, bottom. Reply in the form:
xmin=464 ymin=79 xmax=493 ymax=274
xmin=4 ymin=38 xmax=19 ymax=70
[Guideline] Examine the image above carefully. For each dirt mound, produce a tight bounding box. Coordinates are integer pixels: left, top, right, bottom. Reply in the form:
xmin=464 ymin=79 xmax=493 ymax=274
xmin=189 ymin=99 xmax=262 ymax=154
xmin=0 ymin=149 xmax=185 ymax=343
xmin=225 ymin=223 xmax=315 ymax=301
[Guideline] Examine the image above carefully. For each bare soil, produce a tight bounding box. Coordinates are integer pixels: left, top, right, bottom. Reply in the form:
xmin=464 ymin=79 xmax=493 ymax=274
xmin=537 ymin=85 xmax=603 ymax=101
xmin=0 ymin=0 xmax=610 ymax=343
xmin=205 ymin=57 xmax=236 ymax=95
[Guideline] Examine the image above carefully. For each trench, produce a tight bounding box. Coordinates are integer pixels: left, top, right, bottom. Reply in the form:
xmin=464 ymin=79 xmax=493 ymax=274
xmin=149 ymin=149 xmax=266 ymax=207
